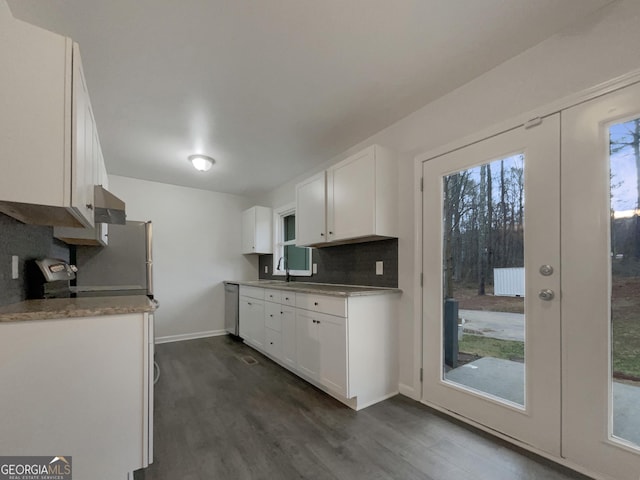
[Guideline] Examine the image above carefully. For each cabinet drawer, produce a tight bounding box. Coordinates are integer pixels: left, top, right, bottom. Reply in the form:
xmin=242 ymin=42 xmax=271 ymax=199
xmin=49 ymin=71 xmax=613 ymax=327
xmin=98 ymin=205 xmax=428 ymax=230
xmin=265 ymin=328 xmax=282 ymax=360
xmin=265 ymin=302 xmax=282 ymax=331
xmin=240 ymin=286 xmax=264 ymax=300
xmin=296 ymin=293 xmax=346 ymax=317
xmin=280 ymin=291 xmax=296 ymax=306
xmin=264 ymin=289 xmax=282 ymax=303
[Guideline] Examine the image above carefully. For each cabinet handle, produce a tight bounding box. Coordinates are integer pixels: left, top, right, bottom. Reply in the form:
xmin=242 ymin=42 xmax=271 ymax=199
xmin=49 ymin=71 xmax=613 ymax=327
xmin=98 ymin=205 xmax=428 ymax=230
xmin=270 ymin=342 xmax=273 ymax=345
xmin=314 ymin=302 xmax=319 ymax=306
xmin=329 ymin=231 xmax=333 ymax=235
xmin=285 ymin=297 xmax=289 ymax=300
xmin=86 ymin=203 xmax=94 ymax=210
xmin=280 ymin=311 xmax=283 ymax=315
xmin=317 ymin=320 xmax=321 ymax=324
xmin=320 ymin=233 xmax=324 ymax=236
xmin=247 ymin=302 xmax=252 ymax=305
xmin=270 ymin=314 xmax=273 ymax=317
xmin=312 ymin=320 xmax=317 ymax=324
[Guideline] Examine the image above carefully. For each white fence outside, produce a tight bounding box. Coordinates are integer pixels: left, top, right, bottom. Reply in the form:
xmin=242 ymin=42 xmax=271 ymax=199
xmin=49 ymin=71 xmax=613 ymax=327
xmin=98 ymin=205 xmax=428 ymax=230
xmin=494 ymin=267 xmax=525 ymax=297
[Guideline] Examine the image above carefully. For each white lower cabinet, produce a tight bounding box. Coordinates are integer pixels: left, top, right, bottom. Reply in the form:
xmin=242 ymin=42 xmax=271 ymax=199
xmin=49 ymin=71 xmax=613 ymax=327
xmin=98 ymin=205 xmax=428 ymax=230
xmin=0 ymin=312 xmax=153 ymax=479
xmin=317 ymin=313 xmax=347 ymax=397
xmin=239 ymin=285 xmax=398 ymax=410
xmin=295 ymin=309 xmax=321 ymax=379
xmin=239 ymin=295 xmax=265 ymax=349
xmin=281 ymin=306 xmax=297 ymax=369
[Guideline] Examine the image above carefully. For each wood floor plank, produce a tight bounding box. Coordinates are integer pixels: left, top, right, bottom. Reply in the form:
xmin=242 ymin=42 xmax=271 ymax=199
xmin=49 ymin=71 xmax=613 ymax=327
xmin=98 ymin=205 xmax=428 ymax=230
xmin=134 ymin=336 xmax=592 ymax=480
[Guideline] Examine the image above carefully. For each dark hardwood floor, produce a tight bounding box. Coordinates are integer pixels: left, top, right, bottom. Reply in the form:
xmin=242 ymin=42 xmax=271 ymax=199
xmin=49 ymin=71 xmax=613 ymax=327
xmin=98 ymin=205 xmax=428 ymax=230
xmin=135 ymin=336 xmax=591 ymax=480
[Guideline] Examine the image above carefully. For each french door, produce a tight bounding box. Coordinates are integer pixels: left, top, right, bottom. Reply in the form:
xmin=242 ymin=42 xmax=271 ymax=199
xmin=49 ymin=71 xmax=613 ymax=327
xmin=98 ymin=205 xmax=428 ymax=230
xmin=421 ymin=82 xmax=640 ymax=479
xmin=422 ymin=114 xmax=561 ymax=456
xmin=562 ymin=82 xmax=640 ymax=479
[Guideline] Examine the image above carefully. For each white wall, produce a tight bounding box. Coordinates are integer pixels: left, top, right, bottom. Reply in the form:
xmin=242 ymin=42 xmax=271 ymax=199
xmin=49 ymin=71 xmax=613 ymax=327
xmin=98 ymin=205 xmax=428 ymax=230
xmin=256 ymin=0 xmax=640 ymax=398
xmin=108 ymin=175 xmax=258 ymax=341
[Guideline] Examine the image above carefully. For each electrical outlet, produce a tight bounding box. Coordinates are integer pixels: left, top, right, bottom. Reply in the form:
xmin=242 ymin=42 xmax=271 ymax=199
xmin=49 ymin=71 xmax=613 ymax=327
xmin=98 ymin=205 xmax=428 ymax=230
xmin=264 ymin=265 xmax=268 ymax=274
xmin=376 ymin=261 xmax=383 ymax=275
xmin=312 ymin=263 xmax=318 ymax=274
xmin=11 ymin=255 xmax=19 ymax=279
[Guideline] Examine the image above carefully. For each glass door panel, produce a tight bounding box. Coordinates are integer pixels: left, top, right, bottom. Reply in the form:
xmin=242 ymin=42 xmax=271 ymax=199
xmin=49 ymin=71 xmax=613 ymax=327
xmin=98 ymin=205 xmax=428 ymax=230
xmin=609 ymin=118 xmax=640 ymax=448
xmin=442 ymin=155 xmax=526 ymax=407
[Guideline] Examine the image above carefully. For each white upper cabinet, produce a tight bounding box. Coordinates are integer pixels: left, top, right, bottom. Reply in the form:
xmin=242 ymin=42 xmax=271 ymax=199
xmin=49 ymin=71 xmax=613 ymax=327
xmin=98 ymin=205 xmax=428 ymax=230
xmin=0 ymin=16 xmax=98 ymax=228
xmin=242 ymin=206 xmax=272 ymax=254
xmin=295 ymin=145 xmax=398 ymax=247
xmin=53 ymin=90 xmax=109 ymax=247
xmin=295 ymin=171 xmax=327 ymax=246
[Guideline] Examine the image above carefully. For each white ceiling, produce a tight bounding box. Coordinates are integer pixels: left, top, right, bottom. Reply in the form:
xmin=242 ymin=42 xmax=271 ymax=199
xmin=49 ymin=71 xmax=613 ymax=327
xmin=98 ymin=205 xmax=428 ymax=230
xmin=8 ymin=0 xmax=612 ymax=197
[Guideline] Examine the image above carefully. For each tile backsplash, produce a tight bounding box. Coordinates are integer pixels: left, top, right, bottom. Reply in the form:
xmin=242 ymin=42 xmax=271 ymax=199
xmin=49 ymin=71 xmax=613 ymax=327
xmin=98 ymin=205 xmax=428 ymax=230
xmin=0 ymin=213 xmax=70 ymax=306
xmin=259 ymin=238 xmax=398 ymax=288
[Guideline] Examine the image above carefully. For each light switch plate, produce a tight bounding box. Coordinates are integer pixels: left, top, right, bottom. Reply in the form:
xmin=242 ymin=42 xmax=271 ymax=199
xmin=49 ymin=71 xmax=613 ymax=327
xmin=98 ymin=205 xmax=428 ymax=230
xmin=312 ymin=263 xmax=318 ymax=274
xmin=376 ymin=261 xmax=383 ymax=275
xmin=11 ymin=255 xmax=19 ymax=279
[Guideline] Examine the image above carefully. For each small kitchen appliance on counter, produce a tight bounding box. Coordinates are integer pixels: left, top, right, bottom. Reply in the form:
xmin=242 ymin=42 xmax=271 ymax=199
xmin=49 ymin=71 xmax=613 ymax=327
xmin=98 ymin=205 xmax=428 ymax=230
xmin=27 ymin=258 xmax=78 ymax=299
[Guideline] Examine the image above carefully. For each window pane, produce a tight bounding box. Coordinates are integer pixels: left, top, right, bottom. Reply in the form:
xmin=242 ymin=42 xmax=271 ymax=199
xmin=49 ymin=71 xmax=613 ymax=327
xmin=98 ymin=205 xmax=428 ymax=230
xmin=284 ymin=215 xmax=296 ymax=242
xmin=285 ymin=244 xmax=309 ymax=271
xmin=609 ymin=118 xmax=640 ymax=447
xmin=442 ymin=154 xmax=526 ymax=407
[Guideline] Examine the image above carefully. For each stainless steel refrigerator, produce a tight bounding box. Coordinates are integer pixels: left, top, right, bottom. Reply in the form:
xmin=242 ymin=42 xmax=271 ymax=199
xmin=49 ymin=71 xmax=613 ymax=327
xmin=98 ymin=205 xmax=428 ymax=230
xmin=74 ymin=221 xmax=153 ymax=297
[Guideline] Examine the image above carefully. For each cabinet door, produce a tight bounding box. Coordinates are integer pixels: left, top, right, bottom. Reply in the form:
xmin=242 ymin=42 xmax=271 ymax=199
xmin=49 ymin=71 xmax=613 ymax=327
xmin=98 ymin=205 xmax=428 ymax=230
xmin=281 ymin=307 xmax=297 ymax=369
xmin=327 ymin=146 xmax=375 ymax=242
xmin=0 ymin=18 xmax=68 ymax=208
xmin=295 ymin=310 xmax=320 ymax=379
xmin=296 ymin=171 xmax=327 ymax=246
xmin=239 ymin=296 xmax=264 ymax=348
xmin=71 ymin=44 xmax=95 ymax=227
xmin=241 ymin=208 xmax=256 ymax=254
xmin=318 ymin=314 xmax=348 ymax=397
xmin=265 ymin=328 xmax=282 ymax=361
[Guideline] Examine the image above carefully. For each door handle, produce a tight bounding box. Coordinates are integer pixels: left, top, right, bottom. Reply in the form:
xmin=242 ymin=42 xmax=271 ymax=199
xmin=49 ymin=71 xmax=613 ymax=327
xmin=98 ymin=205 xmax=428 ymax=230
xmin=538 ymin=289 xmax=555 ymax=301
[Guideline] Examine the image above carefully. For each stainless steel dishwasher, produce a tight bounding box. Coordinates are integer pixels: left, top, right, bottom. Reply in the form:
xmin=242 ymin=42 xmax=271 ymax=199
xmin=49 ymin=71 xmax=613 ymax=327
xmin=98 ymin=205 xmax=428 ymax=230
xmin=224 ymin=282 xmax=240 ymax=337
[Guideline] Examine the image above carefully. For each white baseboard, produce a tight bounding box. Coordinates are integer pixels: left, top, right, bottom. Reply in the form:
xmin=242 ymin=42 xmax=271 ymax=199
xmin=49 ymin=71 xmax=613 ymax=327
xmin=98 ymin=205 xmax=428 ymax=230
xmin=155 ymin=329 xmax=227 ymax=344
xmin=399 ymin=383 xmax=419 ymax=400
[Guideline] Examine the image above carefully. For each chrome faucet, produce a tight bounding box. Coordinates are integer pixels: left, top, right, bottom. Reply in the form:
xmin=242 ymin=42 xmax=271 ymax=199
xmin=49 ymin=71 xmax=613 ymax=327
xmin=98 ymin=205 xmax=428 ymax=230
xmin=277 ymin=256 xmax=291 ymax=282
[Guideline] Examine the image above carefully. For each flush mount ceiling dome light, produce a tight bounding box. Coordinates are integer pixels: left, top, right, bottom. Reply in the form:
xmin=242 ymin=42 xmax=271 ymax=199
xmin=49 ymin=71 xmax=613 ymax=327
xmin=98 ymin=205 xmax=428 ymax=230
xmin=188 ymin=154 xmax=215 ymax=172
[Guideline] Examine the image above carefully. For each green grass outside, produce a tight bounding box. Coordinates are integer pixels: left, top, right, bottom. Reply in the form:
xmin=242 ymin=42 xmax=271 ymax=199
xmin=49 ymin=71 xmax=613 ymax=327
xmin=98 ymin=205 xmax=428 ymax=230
xmin=458 ymin=334 xmax=524 ymax=362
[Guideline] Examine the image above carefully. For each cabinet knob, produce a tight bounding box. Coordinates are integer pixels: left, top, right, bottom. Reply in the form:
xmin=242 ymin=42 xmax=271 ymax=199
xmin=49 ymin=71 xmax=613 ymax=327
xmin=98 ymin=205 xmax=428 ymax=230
xmin=86 ymin=203 xmax=94 ymax=210
xmin=270 ymin=314 xmax=273 ymax=317
xmin=320 ymin=233 xmax=324 ymax=236
xmin=285 ymin=297 xmax=289 ymax=300
xmin=247 ymin=302 xmax=252 ymax=305
xmin=329 ymin=231 xmax=333 ymax=235
xmin=270 ymin=342 xmax=273 ymax=345
xmin=314 ymin=302 xmax=318 ymax=306
xmin=280 ymin=311 xmax=283 ymax=315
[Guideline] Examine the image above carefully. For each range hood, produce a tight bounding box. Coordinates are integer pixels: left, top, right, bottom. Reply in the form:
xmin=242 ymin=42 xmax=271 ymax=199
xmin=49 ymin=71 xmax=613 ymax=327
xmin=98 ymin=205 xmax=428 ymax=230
xmin=94 ymin=185 xmax=126 ymax=224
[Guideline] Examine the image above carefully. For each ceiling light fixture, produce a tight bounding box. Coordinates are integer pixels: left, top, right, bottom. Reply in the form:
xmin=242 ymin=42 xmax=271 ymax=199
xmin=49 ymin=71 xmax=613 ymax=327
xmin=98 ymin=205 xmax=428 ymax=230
xmin=188 ymin=154 xmax=215 ymax=172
